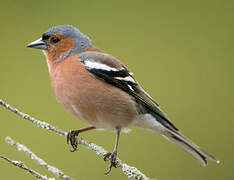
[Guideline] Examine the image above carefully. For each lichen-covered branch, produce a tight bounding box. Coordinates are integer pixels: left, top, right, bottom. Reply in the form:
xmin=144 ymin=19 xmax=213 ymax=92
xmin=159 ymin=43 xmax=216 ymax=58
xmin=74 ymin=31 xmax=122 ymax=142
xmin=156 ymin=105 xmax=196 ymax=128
xmin=0 ymin=99 xmax=66 ymax=136
xmin=0 ymin=154 xmax=55 ymax=180
xmin=0 ymin=98 xmax=150 ymax=180
xmin=5 ymin=136 xmax=74 ymax=180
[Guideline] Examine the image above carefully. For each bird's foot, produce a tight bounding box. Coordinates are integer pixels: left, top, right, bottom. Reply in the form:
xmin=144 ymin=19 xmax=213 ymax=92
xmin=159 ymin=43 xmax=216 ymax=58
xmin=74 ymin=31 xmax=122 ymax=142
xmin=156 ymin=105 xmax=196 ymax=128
xmin=67 ymin=130 xmax=80 ymax=152
xmin=104 ymin=151 xmax=118 ymax=174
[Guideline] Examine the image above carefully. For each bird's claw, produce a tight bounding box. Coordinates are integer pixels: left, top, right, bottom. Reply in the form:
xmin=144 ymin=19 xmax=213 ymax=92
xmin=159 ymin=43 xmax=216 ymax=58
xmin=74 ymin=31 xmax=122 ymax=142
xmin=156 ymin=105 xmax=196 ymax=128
xmin=67 ymin=130 xmax=79 ymax=152
xmin=104 ymin=152 xmax=118 ymax=175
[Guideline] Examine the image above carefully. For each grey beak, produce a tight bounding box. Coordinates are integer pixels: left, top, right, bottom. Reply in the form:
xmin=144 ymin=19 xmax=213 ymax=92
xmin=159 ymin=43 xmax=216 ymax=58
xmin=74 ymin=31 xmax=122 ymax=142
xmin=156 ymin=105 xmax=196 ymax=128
xmin=27 ymin=38 xmax=48 ymax=50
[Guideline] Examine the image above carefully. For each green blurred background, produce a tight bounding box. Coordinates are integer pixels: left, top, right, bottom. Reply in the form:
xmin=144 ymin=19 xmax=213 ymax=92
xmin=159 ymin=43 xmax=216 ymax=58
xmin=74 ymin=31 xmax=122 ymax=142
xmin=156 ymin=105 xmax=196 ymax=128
xmin=0 ymin=0 xmax=233 ymax=179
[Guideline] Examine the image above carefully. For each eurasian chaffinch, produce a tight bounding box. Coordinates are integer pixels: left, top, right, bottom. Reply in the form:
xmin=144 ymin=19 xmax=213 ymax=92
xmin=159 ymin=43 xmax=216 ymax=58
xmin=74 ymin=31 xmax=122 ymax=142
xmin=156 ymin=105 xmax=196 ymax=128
xmin=27 ymin=25 xmax=219 ymax=173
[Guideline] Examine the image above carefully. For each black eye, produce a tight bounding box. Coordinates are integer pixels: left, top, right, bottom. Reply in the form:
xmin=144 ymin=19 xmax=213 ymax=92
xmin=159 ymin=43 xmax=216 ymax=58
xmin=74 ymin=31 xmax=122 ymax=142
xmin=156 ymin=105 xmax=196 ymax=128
xmin=51 ymin=37 xmax=60 ymax=43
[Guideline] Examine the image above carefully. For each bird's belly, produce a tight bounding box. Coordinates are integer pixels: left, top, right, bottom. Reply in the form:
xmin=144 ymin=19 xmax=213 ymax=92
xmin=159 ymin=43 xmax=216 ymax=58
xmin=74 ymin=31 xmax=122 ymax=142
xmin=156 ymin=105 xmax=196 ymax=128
xmin=61 ymin=94 xmax=137 ymax=129
xmin=68 ymin=103 xmax=131 ymax=129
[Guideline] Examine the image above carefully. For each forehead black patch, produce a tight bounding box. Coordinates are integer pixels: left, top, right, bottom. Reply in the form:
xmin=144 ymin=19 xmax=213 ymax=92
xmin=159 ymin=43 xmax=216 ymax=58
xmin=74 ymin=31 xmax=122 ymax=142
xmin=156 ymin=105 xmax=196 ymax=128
xmin=42 ymin=33 xmax=50 ymax=40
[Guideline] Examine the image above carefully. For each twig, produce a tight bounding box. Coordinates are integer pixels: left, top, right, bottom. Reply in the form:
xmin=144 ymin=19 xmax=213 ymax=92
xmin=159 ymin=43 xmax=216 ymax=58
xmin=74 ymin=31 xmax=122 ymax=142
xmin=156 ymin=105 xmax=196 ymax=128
xmin=0 ymin=99 xmax=66 ymax=136
xmin=0 ymin=98 xmax=150 ymax=180
xmin=0 ymin=154 xmax=55 ymax=180
xmin=5 ymin=136 xmax=74 ymax=180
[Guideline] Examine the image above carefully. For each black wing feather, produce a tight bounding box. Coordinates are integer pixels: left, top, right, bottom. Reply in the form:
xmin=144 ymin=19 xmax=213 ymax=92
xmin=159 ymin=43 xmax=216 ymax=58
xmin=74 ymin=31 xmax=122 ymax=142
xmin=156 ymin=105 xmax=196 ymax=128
xmin=88 ymin=68 xmax=179 ymax=132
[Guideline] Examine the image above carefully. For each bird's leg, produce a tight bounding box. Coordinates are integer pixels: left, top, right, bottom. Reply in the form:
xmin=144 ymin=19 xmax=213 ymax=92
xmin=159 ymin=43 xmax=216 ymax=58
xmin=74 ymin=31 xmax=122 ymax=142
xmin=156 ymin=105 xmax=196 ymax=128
xmin=104 ymin=127 xmax=121 ymax=175
xmin=67 ymin=126 xmax=96 ymax=152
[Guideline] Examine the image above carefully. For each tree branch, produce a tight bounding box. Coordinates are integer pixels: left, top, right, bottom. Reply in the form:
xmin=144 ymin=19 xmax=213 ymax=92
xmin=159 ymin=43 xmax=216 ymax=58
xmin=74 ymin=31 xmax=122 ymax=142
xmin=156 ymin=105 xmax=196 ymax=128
xmin=0 ymin=154 xmax=55 ymax=180
xmin=0 ymin=99 xmax=150 ymax=180
xmin=5 ymin=136 xmax=73 ymax=180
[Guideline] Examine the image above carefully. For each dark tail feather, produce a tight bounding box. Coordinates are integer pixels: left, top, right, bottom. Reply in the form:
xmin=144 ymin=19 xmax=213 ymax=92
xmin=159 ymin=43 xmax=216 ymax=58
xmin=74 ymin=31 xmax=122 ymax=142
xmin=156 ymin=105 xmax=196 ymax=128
xmin=162 ymin=129 xmax=219 ymax=166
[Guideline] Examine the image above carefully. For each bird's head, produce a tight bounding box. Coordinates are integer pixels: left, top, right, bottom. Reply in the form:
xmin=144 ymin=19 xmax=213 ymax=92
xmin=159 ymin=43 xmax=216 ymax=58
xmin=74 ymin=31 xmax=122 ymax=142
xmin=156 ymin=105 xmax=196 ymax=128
xmin=27 ymin=25 xmax=92 ymax=62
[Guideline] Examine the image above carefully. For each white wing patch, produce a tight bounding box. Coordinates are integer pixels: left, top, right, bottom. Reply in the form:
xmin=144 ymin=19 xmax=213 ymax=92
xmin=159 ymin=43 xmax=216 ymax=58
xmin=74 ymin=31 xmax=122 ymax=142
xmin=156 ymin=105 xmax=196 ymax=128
xmin=84 ymin=60 xmax=122 ymax=72
xmin=114 ymin=76 xmax=136 ymax=83
xmin=127 ymin=85 xmax=134 ymax=91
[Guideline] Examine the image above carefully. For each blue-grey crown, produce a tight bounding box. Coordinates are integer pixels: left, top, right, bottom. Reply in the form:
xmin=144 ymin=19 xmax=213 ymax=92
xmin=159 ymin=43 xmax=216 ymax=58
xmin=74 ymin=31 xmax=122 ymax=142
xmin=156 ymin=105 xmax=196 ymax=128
xmin=43 ymin=25 xmax=92 ymax=62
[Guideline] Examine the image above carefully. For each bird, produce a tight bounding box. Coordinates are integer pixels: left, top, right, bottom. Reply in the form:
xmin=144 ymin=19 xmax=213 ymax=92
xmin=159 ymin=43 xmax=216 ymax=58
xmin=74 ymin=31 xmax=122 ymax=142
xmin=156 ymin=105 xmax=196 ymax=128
xmin=27 ymin=25 xmax=219 ymax=174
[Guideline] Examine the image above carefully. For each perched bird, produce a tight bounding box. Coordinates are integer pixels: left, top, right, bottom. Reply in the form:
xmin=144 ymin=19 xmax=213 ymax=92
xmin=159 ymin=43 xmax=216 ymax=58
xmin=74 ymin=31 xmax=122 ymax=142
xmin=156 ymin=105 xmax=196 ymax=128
xmin=27 ymin=25 xmax=219 ymax=173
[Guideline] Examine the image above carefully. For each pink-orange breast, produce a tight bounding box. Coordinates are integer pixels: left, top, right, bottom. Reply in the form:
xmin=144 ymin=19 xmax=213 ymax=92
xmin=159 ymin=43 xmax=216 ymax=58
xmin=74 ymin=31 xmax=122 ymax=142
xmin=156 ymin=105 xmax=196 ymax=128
xmin=48 ymin=54 xmax=138 ymax=129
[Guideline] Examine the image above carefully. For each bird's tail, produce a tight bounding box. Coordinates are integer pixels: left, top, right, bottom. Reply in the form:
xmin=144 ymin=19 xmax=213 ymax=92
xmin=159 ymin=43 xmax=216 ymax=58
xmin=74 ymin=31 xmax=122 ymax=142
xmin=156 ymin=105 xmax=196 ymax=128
xmin=162 ymin=129 xmax=219 ymax=166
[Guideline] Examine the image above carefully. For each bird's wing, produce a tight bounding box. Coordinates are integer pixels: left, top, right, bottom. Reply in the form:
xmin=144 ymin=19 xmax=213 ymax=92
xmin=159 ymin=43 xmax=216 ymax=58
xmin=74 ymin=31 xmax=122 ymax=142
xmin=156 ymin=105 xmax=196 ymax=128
xmin=78 ymin=51 xmax=178 ymax=132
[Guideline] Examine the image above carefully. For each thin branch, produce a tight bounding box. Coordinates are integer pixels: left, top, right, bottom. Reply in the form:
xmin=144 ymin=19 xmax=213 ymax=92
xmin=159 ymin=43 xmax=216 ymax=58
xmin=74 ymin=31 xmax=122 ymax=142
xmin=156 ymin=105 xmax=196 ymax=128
xmin=0 ymin=154 xmax=55 ymax=180
xmin=0 ymin=98 xmax=150 ymax=180
xmin=5 ymin=136 xmax=74 ymax=180
xmin=0 ymin=99 xmax=66 ymax=136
